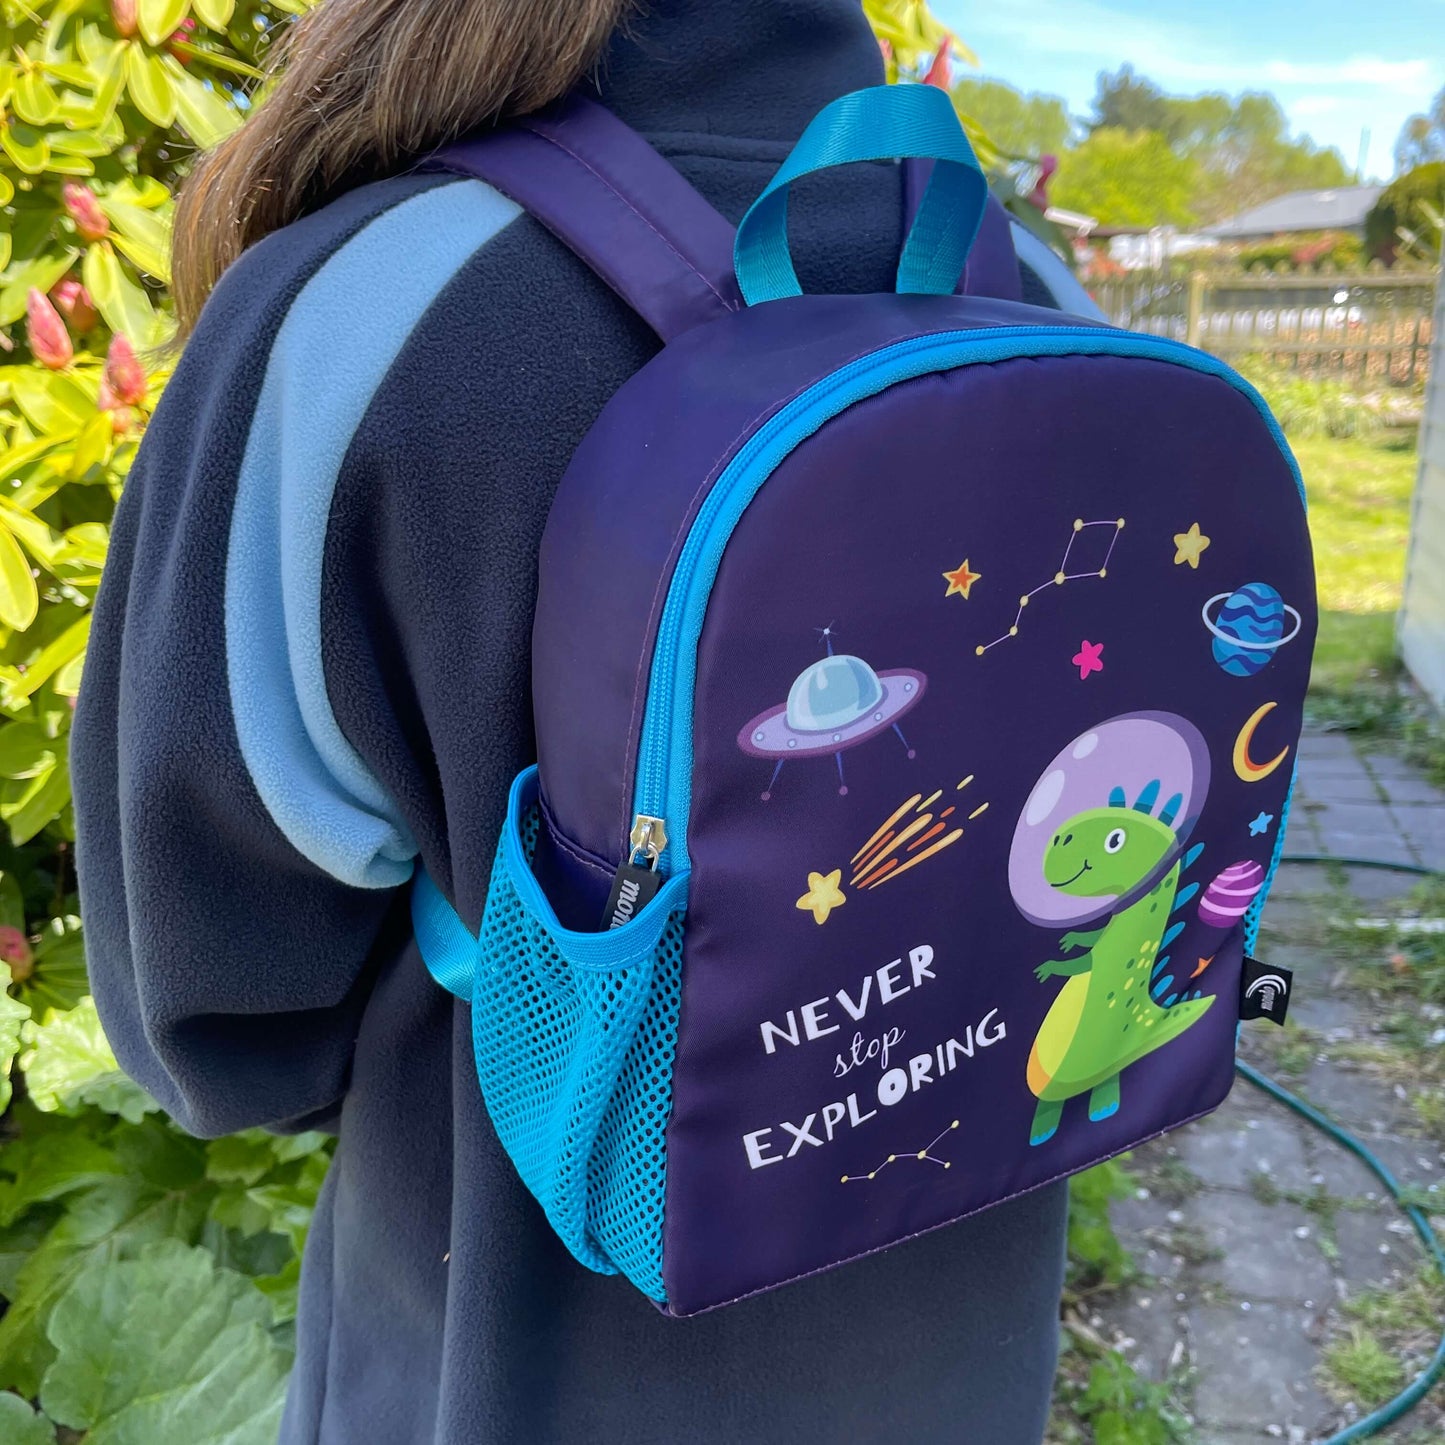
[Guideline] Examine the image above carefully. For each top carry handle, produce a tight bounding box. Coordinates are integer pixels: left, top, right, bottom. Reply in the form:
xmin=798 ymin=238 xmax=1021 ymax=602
xmin=428 ymin=95 xmax=743 ymax=343
xmin=733 ymin=84 xmax=989 ymax=305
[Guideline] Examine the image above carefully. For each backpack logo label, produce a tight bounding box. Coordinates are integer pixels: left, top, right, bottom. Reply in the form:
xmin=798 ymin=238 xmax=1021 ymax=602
xmin=1240 ymin=956 xmax=1292 ymax=1025
xmin=602 ymin=863 xmax=662 ymax=931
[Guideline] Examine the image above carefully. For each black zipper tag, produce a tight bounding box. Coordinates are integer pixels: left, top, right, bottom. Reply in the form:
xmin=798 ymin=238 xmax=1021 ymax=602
xmin=1240 ymin=957 xmax=1293 ymax=1026
xmin=602 ymin=863 xmax=663 ymax=931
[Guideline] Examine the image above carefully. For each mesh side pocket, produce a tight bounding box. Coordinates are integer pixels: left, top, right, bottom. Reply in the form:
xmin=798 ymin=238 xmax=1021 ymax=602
xmin=473 ymin=785 xmax=687 ymax=1301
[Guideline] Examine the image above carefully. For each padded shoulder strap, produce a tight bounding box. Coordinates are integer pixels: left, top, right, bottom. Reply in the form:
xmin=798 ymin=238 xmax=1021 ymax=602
xmin=428 ymin=96 xmax=742 ymax=343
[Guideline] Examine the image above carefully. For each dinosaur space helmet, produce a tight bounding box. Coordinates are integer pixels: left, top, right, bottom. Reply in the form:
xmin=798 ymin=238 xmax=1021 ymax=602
xmin=1009 ymin=711 xmax=1211 ymax=928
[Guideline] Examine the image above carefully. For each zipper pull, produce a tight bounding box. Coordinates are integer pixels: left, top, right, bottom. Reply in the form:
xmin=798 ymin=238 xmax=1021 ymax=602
xmin=600 ymin=815 xmax=668 ymax=930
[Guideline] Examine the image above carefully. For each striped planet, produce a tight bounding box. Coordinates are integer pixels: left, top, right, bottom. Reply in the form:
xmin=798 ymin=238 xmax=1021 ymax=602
xmin=1208 ymin=582 xmax=1289 ymax=677
xmin=1198 ymin=860 xmax=1266 ymax=929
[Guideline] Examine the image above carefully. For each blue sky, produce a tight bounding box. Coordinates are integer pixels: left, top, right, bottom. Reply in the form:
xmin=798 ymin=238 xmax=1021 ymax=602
xmin=935 ymin=0 xmax=1444 ymax=179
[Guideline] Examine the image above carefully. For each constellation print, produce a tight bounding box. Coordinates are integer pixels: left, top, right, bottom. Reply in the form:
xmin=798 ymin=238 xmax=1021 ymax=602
xmin=975 ymin=518 xmax=1125 ymax=657
xmin=841 ymin=1120 xmax=961 ymax=1183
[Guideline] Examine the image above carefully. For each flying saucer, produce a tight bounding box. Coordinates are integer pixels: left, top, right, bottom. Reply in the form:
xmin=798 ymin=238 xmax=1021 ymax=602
xmin=738 ymin=632 xmax=927 ymax=799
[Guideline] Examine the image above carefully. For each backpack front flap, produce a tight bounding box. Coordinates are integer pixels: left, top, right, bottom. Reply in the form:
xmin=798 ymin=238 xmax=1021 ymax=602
xmin=415 ymin=87 xmax=1315 ymax=1318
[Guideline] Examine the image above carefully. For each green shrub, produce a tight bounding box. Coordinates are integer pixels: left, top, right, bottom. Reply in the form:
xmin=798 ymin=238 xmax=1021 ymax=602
xmin=1 ymin=4 xmax=323 ymax=1438
xmin=1236 ymin=230 xmax=1364 ymax=273
xmin=1366 ymin=162 xmax=1445 ymax=263
xmin=1235 ymin=358 xmax=1385 ymax=440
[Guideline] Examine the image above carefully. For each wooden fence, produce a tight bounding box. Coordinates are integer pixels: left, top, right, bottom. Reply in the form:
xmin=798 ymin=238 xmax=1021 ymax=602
xmin=1090 ymin=271 xmax=1438 ymax=387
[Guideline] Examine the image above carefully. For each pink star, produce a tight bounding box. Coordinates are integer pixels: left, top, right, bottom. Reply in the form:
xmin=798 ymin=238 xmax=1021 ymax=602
xmin=1072 ymin=640 xmax=1104 ymax=679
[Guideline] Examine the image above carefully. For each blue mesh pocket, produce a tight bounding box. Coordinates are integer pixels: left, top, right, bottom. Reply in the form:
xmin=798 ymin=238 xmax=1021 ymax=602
xmin=469 ymin=768 xmax=688 ymax=1300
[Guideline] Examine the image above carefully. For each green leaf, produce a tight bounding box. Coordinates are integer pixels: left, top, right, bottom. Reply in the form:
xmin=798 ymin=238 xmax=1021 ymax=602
xmin=0 ymin=1117 xmax=123 ymax=1229
xmin=19 ymin=998 xmax=158 ymax=1124
xmin=166 ymin=60 xmax=242 ymax=149
xmin=0 ymin=522 xmax=40 ymax=633
xmin=167 ymin=41 xmax=263 ymax=81
xmin=139 ymin=0 xmax=193 ymax=49
xmin=0 ymin=961 xmax=30 ymax=1114
xmin=78 ymin=41 xmax=128 ymax=130
xmin=82 ymin=242 xmax=157 ymax=345
xmin=0 ymin=174 xmax=13 ymax=205
xmin=0 ymin=122 xmax=50 ymax=175
xmin=192 ymin=0 xmax=235 ymax=30
xmin=100 ymin=196 xmax=173 ymax=283
xmin=124 ymin=44 xmax=177 ymax=128
xmin=0 ymin=723 xmax=58 ymax=780
xmin=13 ymin=72 xmax=59 ymax=127
xmin=0 ymin=1165 xmax=211 ymax=1396
xmin=20 ymin=916 xmax=90 ymax=1016
xmin=1 ymin=762 xmax=72 ymax=847
xmin=0 ymin=871 xmax=24 ymax=931
xmin=41 ymin=1240 xmax=290 ymax=1444
xmin=4 ymin=613 xmax=93 ymax=702
xmin=46 ymin=128 xmax=116 ymax=158
xmin=0 ymin=254 xmax=76 ymax=330
xmin=7 ymin=368 xmax=92 ymax=435
xmin=0 ymin=1393 xmax=57 ymax=1445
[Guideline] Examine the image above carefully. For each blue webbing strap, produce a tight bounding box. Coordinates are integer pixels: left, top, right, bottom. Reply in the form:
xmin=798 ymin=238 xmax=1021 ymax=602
xmin=412 ymin=868 xmax=478 ymax=1001
xmin=734 ymin=84 xmax=988 ymax=305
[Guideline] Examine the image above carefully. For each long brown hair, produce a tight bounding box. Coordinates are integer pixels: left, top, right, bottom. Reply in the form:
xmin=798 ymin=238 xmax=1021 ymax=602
xmin=172 ymin=0 xmax=633 ymax=337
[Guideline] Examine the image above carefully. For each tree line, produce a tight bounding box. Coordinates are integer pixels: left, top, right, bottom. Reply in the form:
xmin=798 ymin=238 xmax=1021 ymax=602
xmin=956 ymin=65 xmax=1441 ymax=232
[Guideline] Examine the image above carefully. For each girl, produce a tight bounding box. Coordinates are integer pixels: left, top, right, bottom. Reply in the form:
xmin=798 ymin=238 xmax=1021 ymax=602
xmin=74 ymin=2 xmax=1069 ymax=1440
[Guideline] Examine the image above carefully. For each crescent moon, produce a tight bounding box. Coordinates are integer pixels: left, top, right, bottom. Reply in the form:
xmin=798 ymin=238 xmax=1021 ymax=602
xmin=1234 ymin=702 xmax=1290 ymax=783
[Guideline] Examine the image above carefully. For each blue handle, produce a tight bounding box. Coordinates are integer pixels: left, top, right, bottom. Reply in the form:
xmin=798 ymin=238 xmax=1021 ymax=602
xmin=734 ymin=85 xmax=988 ymax=306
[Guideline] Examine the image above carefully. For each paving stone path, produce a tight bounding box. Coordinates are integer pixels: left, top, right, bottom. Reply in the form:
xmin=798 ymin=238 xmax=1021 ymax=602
xmin=1091 ymin=731 xmax=1445 ymax=1443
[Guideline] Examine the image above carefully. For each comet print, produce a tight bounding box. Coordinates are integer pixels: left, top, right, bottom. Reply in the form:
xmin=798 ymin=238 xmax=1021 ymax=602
xmin=795 ymin=779 xmax=990 ymax=926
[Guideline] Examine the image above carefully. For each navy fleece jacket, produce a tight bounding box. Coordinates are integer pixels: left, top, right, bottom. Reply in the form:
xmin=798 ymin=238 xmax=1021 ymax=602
xmin=73 ymin=3 xmax=1070 ymax=1440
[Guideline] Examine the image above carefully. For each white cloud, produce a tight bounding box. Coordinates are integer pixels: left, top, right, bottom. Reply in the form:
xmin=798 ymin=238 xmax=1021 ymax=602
xmin=958 ymin=0 xmax=1438 ymax=95
xmin=1264 ymin=58 xmax=1434 ymax=87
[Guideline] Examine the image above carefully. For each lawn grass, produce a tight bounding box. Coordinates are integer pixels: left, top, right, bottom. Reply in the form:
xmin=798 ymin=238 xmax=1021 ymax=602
xmin=1292 ymin=430 xmax=1418 ymax=697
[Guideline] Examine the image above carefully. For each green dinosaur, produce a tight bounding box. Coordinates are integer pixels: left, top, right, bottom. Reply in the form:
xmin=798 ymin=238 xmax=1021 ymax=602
xmin=1026 ymin=784 xmax=1214 ymax=1146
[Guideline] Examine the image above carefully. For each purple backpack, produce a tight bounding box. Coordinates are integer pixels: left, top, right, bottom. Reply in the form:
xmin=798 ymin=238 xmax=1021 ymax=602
xmin=415 ymin=86 xmax=1316 ymax=1317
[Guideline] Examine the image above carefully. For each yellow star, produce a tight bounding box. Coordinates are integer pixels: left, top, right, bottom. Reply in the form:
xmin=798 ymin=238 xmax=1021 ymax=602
xmin=942 ymin=559 xmax=981 ymax=599
xmin=1173 ymin=523 xmax=1211 ymax=569
xmin=796 ymin=869 xmax=847 ymax=925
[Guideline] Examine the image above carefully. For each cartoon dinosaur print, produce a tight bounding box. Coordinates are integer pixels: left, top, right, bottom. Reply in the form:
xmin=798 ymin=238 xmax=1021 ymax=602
xmin=1026 ymin=783 xmax=1214 ymax=1146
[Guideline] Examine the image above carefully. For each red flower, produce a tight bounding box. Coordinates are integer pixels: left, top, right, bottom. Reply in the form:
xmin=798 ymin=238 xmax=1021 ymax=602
xmin=170 ymin=15 xmax=197 ymax=61
xmin=26 ymin=288 xmax=73 ymax=370
xmin=51 ymin=279 xmax=99 ymax=333
xmin=0 ymin=925 xmax=33 ymax=980
xmin=103 ymin=334 xmax=147 ymax=408
xmin=1028 ymin=155 xmax=1059 ymax=210
xmin=111 ymin=0 xmax=138 ymax=39
xmin=923 ymin=42 xmax=952 ymax=91
xmin=62 ymin=183 xmax=110 ymax=243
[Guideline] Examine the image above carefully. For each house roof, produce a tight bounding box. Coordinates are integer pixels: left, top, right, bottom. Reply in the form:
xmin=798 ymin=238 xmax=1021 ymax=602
xmin=1204 ymin=185 xmax=1383 ymax=238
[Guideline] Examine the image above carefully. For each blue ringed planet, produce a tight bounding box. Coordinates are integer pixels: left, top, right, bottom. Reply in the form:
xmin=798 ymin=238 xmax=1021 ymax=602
xmin=1202 ymin=582 xmax=1302 ymax=678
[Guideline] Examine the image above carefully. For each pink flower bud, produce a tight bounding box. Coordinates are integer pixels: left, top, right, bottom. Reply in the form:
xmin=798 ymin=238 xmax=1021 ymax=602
xmin=103 ymin=334 xmax=147 ymax=408
xmin=112 ymin=0 xmax=138 ymax=37
xmin=1028 ymin=155 xmax=1059 ymax=210
xmin=26 ymin=288 xmax=73 ymax=370
xmin=62 ymin=183 xmax=110 ymax=243
xmin=924 ymin=42 xmax=952 ymax=91
xmin=51 ymin=279 xmax=99 ymax=333
xmin=171 ymin=16 xmax=197 ymax=57
xmin=0 ymin=925 xmax=33 ymax=980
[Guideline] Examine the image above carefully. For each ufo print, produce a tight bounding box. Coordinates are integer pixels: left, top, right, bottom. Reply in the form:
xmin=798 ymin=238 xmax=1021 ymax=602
xmin=738 ymin=629 xmax=927 ymax=800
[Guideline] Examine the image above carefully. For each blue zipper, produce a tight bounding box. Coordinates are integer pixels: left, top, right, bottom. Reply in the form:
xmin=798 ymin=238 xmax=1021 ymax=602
xmin=631 ymin=324 xmax=1306 ymax=873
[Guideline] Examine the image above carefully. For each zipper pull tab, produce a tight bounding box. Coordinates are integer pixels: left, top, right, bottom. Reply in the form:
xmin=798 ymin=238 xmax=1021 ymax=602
xmin=629 ymin=814 xmax=668 ymax=867
xmin=600 ymin=815 xmax=668 ymax=931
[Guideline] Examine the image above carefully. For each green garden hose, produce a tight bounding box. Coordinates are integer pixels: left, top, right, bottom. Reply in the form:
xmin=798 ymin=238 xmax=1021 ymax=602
xmin=1238 ymin=852 xmax=1445 ymax=1441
